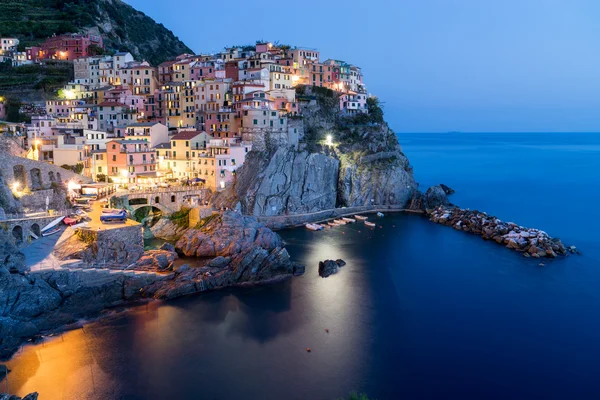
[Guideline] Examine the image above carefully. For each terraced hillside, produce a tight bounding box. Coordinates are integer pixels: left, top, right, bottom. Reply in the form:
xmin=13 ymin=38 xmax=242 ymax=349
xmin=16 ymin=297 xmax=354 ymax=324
xmin=0 ymin=0 xmax=193 ymax=65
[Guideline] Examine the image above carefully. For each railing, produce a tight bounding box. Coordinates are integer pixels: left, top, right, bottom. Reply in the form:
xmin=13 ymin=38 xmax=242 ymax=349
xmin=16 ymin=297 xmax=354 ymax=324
xmin=0 ymin=210 xmax=69 ymax=222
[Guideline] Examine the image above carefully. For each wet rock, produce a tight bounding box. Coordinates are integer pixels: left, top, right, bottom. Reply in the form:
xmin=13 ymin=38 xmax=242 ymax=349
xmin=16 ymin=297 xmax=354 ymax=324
xmin=318 ymin=259 xmax=346 ymax=278
xmin=293 ymin=263 xmax=306 ymax=276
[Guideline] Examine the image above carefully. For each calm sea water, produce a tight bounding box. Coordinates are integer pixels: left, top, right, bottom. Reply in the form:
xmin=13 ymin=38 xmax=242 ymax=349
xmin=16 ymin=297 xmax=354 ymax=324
xmin=5 ymin=132 xmax=600 ymax=399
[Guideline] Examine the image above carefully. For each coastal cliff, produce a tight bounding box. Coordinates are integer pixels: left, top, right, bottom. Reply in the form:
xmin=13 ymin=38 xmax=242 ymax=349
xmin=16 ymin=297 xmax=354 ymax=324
xmin=214 ymin=86 xmax=417 ymax=216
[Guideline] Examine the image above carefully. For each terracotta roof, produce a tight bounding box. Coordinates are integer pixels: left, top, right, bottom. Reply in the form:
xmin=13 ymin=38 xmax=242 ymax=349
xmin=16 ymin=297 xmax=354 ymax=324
xmin=171 ymin=131 xmax=202 ymax=140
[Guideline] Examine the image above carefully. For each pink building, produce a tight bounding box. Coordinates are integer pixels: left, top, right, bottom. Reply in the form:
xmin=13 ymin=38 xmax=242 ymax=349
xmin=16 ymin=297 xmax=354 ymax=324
xmin=106 ymin=139 xmax=156 ymax=183
xmin=103 ymin=87 xmax=145 ymax=113
xmin=191 ymin=62 xmax=217 ymax=80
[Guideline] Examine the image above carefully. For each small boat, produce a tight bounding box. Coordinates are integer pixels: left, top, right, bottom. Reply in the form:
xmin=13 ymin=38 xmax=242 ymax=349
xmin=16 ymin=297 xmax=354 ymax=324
xmin=101 ymin=208 xmax=120 ymax=214
xmin=377 ymin=212 xmax=385 ymax=217
xmin=327 ymin=221 xmax=338 ymax=227
xmin=354 ymin=215 xmax=368 ymax=220
xmin=63 ymin=217 xmax=79 ymax=226
xmin=75 ymin=209 xmax=88 ymax=217
xmin=305 ymin=223 xmax=323 ymax=231
xmin=71 ymin=222 xmax=89 ymax=230
xmin=41 ymin=216 xmax=65 ymax=235
xmin=342 ymin=217 xmax=356 ymax=223
xmin=42 ymin=226 xmax=61 ymax=237
xmin=319 ymin=224 xmax=329 ymax=229
xmin=100 ymin=209 xmax=128 ymax=223
xmin=365 ymin=221 xmax=376 ymax=227
xmin=334 ymin=219 xmax=347 ymax=225
xmin=30 ymin=232 xmax=39 ymax=240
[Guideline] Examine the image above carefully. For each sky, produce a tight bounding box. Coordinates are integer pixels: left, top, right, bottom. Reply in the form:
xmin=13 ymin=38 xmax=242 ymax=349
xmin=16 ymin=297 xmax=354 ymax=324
xmin=126 ymin=0 xmax=600 ymax=132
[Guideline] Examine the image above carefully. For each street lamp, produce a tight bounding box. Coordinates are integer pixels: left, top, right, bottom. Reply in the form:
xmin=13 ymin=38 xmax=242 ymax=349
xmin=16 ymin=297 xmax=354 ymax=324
xmin=325 ymin=134 xmax=333 ymax=146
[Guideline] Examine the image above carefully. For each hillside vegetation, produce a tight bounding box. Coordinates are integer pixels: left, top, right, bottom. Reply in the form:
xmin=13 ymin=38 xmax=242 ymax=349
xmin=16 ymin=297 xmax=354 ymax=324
xmin=0 ymin=0 xmax=193 ymax=65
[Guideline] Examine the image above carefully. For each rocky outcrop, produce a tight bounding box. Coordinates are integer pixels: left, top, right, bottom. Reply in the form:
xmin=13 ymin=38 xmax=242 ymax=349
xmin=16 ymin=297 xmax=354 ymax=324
xmin=150 ymin=217 xmax=190 ymax=241
xmin=143 ymin=212 xmax=297 ymax=299
xmin=408 ymin=184 xmax=453 ymax=211
xmin=144 ymin=246 xmax=295 ymax=300
xmin=176 ymin=212 xmax=283 ymax=257
xmin=424 ymin=185 xmax=450 ymax=209
xmin=427 ymin=206 xmax=576 ymax=258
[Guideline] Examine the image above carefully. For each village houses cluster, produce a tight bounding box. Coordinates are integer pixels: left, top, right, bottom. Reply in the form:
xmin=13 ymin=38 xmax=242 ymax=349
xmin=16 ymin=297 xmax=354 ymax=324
xmin=1 ymin=34 xmax=368 ymax=191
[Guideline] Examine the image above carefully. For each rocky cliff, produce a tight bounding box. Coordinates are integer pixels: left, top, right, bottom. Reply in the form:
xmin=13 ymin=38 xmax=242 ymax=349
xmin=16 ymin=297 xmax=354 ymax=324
xmin=216 ymin=86 xmax=417 ymax=217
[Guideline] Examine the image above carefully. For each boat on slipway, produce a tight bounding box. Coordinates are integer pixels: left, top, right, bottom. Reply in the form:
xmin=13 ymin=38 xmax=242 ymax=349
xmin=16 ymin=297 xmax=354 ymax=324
xmin=365 ymin=221 xmax=376 ymax=227
xmin=40 ymin=216 xmax=65 ymax=236
xmin=354 ymin=215 xmax=368 ymax=221
xmin=342 ymin=217 xmax=356 ymax=223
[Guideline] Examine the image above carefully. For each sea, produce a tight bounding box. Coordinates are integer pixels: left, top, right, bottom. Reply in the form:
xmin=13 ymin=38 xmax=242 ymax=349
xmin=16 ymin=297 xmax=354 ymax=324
xmin=4 ymin=132 xmax=600 ymax=399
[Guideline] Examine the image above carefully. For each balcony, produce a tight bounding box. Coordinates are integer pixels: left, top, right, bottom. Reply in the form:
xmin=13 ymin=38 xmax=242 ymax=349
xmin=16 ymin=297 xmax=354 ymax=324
xmin=128 ymin=159 xmax=156 ymax=166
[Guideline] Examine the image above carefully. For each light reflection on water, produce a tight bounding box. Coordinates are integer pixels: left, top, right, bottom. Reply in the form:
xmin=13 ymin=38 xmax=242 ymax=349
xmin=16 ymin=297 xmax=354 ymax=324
xmin=4 ymin=220 xmax=394 ymax=399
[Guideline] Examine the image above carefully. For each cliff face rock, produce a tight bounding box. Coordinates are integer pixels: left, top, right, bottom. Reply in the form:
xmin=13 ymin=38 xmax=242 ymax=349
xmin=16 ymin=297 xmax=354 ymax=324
xmin=234 ymin=148 xmax=339 ymax=216
xmin=222 ymin=86 xmax=417 ymax=217
xmin=0 ymin=231 xmax=27 ymax=274
xmin=176 ymin=212 xmax=283 ymax=257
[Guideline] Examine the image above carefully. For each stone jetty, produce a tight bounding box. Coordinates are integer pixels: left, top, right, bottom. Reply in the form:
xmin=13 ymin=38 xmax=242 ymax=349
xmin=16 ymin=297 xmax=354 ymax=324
xmin=427 ymin=206 xmax=577 ymax=258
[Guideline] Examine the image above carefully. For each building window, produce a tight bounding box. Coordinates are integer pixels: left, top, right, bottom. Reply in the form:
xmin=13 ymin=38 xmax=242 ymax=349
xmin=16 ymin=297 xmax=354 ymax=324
xmin=171 ymin=195 xmax=176 ymax=203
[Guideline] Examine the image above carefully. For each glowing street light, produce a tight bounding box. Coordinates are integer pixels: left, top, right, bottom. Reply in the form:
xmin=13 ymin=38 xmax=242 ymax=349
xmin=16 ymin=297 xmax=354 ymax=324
xmin=12 ymin=182 xmax=20 ymax=192
xmin=325 ymin=134 xmax=333 ymax=146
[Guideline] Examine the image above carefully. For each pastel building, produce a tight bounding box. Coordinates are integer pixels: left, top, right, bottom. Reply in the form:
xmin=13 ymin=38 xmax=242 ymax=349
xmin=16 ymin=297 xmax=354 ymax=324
xmin=199 ymin=138 xmax=252 ymax=190
xmin=125 ymin=122 xmax=169 ymax=147
xmin=96 ymin=102 xmax=139 ymax=132
xmin=106 ymin=139 xmax=156 ymax=183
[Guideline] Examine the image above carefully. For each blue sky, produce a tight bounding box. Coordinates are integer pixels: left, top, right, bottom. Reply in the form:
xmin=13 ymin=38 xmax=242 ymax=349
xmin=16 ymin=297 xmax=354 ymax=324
xmin=126 ymin=0 xmax=600 ymax=132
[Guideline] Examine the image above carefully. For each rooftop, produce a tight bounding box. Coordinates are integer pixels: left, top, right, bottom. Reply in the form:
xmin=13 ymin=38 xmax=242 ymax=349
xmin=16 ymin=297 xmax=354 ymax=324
xmin=171 ymin=130 xmax=203 ymax=141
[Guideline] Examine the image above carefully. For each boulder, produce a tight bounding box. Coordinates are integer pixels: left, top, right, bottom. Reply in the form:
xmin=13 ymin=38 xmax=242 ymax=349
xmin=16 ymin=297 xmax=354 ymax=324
xmin=159 ymin=242 xmax=176 ymax=252
xmin=293 ymin=263 xmax=306 ymax=276
xmin=318 ymin=259 xmax=346 ymax=278
xmin=424 ymin=185 xmax=449 ymax=209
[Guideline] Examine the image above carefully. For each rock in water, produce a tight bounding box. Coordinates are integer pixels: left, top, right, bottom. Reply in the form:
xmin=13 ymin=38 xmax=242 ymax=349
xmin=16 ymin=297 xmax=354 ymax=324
xmin=424 ymin=185 xmax=449 ymax=209
xmin=439 ymin=184 xmax=455 ymax=195
xmin=318 ymin=259 xmax=346 ymax=278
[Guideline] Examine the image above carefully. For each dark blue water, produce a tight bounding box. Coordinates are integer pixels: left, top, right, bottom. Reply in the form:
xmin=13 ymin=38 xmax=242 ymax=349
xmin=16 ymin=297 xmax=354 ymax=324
xmin=5 ymin=133 xmax=600 ymax=399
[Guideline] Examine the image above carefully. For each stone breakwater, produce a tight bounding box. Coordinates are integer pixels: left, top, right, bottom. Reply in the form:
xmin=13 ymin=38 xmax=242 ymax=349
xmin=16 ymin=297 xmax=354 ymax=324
xmin=427 ymin=206 xmax=577 ymax=258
